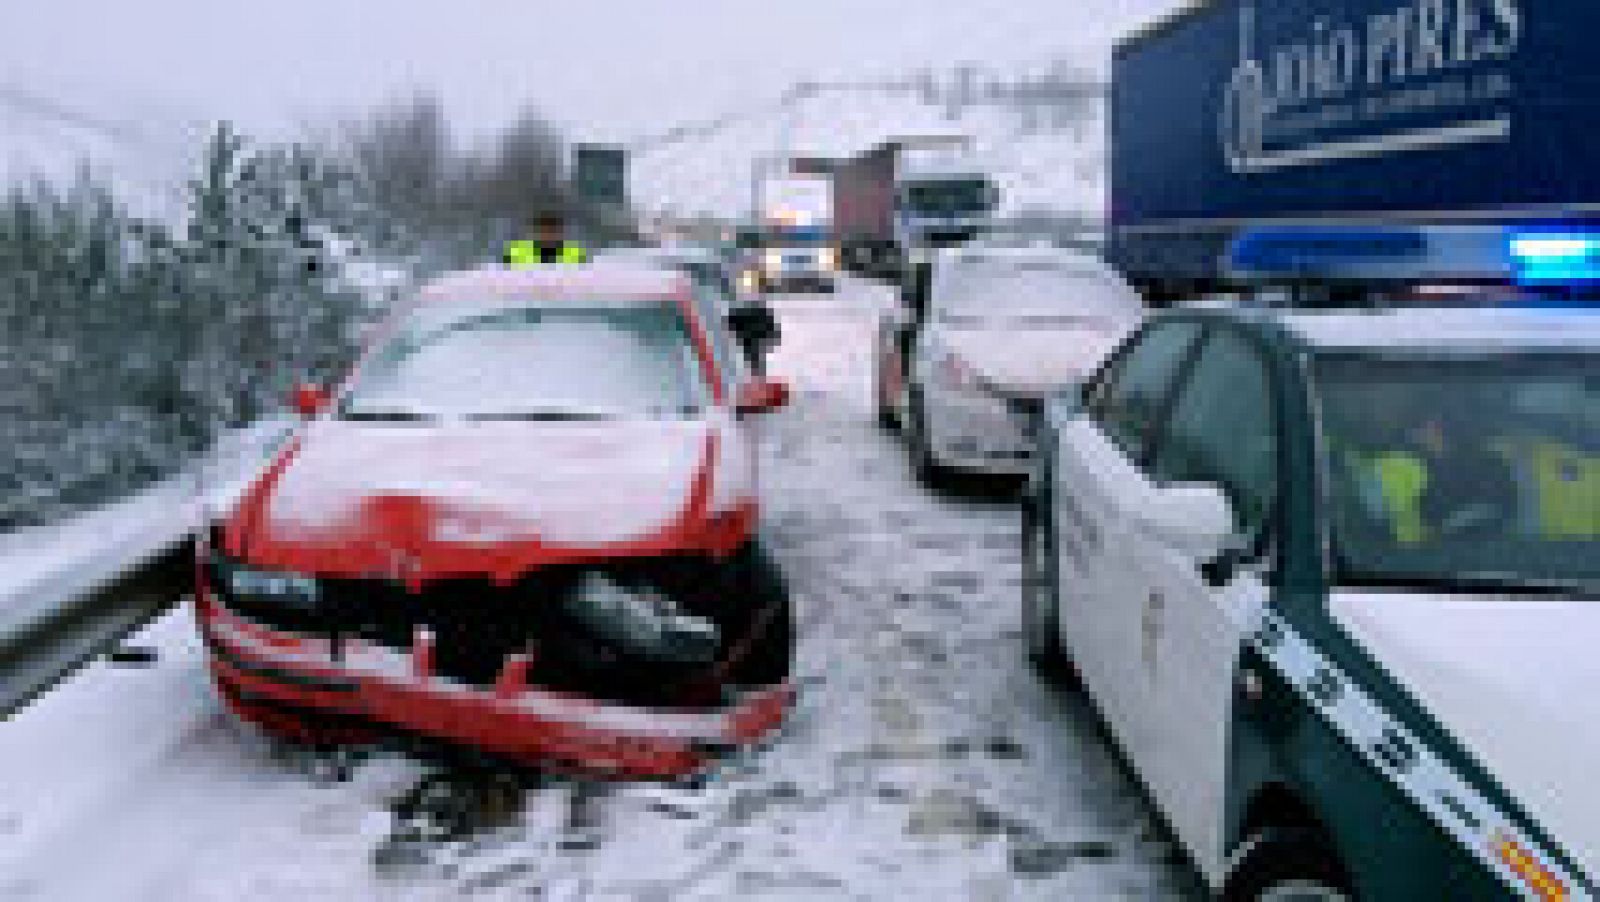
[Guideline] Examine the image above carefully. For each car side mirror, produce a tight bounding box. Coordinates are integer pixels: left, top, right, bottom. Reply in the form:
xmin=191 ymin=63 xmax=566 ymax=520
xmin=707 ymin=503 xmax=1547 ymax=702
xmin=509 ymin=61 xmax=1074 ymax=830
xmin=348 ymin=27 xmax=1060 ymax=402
xmin=736 ymin=378 xmax=791 ymax=415
xmin=1138 ymin=483 xmax=1237 ymax=564
xmin=292 ymin=382 xmax=330 ymax=417
xmin=727 ymin=303 xmax=778 ymax=339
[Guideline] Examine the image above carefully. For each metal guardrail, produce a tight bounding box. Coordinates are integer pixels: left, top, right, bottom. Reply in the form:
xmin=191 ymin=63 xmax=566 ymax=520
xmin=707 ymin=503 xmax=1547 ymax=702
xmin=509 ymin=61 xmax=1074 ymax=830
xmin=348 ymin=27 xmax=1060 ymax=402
xmin=0 ymin=418 xmax=294 ymax=719
xmin=0 ymin=540 xmax=192 ymax=718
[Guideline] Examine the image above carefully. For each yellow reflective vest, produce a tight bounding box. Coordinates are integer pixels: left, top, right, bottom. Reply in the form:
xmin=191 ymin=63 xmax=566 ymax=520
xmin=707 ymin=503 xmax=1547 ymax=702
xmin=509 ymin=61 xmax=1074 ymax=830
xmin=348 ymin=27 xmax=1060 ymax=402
xmin=1496 ymin=438 xmax=1600 ymax=539
xmin=504 ymin=240 xmax=589 ymax=267
xmin=1351 ymin=439 xmax=1599 ymax=543
xmin=1369 ymin=452 xmax=1430 ymax=545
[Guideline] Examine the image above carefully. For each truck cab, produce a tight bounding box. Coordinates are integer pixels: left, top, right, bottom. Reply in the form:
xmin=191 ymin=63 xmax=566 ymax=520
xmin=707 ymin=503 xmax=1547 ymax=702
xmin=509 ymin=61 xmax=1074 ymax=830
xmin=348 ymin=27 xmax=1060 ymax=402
xmin=894 ymin=162 xmax=1000 ymax=252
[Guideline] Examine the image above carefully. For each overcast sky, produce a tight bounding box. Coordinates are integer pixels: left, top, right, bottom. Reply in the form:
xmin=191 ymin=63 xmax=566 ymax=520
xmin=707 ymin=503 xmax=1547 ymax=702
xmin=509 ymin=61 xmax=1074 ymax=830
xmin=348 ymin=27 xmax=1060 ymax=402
xmin=1 ymin=1 xmax=1174 ymax=141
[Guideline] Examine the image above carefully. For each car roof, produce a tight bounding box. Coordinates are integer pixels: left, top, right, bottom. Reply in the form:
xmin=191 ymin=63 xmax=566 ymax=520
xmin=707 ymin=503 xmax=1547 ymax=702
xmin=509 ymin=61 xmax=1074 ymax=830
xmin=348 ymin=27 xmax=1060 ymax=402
xmin=934 ymin=244 xmax=1145 ymax=315
xmin=1267 ymin=307 xmax=1600 ymax=354
xmin=591 ymin=245 xmax=675 ymax=261
xmin=413 ymin=265 xmax=689 ymax=307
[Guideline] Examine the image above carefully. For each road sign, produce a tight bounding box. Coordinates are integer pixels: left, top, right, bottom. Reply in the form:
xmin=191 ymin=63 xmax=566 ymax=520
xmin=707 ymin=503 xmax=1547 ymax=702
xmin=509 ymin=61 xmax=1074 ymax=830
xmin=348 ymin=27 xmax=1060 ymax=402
xmin=574 ymin=144 xmax=628 ymax=207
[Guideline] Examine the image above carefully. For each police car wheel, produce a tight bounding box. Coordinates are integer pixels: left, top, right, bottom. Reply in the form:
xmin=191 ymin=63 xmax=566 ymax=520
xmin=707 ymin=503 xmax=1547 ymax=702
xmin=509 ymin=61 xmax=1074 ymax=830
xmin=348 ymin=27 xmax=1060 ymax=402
xmin=1222 ymin=830 xmax=1352 ymax=902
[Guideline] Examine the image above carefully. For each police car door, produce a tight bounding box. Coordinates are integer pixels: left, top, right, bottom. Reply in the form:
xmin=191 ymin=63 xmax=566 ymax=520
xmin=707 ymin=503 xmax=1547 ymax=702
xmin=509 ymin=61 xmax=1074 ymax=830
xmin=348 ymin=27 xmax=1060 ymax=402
xmin=1132 ymin=326 xmax=1278 ymax=878
xmin=1053 ymin=320 xmax=1206 ymax=752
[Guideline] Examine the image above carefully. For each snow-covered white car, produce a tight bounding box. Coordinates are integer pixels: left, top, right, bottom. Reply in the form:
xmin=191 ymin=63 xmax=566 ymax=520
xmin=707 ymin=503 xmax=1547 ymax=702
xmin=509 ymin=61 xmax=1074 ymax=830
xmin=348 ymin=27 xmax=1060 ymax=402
xmin=1024 ymin=302 xmax=1600 ymax=900
xmin=198 ymin=265 xmax=795 ymax=779
xmin=875 ymin=245 xmax=1143 ymax=483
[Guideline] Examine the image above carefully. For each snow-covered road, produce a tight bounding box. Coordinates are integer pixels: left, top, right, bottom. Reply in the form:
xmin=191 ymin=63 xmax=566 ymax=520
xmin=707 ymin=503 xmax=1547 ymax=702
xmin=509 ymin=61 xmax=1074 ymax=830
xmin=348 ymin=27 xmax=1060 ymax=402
xmin=0 ymin=277 xmax=1201 ymax=900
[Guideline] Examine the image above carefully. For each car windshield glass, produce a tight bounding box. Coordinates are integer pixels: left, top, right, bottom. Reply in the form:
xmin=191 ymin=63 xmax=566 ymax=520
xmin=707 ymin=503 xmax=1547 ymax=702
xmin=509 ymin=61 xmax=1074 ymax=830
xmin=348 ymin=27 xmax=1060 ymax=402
xmin=1316 ymin=352 xmax=1600 ymax=592
xmin=903 ymin=179 xmax=993 ymax=216
xmin=341 ymin=302 xmax=708 ymax=421
xmin=938 ymin=268 xmax=1139 ymax=326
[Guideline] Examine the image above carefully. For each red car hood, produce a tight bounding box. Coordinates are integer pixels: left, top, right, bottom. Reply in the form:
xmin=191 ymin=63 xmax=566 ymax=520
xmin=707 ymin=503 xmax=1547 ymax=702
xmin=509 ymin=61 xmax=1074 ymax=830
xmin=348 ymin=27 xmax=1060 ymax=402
xmin=223 ymin=416 xmax=754 ymax=584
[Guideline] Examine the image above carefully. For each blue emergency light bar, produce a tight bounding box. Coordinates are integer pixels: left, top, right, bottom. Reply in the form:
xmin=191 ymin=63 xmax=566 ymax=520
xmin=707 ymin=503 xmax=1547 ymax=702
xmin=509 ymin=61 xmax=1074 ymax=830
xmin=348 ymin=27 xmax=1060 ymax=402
xmin=1226 ymin=225 xmax=1511 ymax=283
xmin=1226 ymin=225 xmax=1600 ymax=288
xmin=1508 ymin=233 xmax=1600 ymax=284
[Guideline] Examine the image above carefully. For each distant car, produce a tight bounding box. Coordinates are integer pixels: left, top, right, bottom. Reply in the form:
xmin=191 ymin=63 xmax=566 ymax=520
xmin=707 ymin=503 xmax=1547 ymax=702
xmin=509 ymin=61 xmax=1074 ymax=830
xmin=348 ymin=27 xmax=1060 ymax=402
xmin=1025 ymin=303 xmax=1600 ymax=900
xmin=198 ymin=265 xmax=795 ymax=779
xmin=753 ymin=240 xmax=837 ymax=294
xmin=875 ymin=245 xmax=1144 ymax=483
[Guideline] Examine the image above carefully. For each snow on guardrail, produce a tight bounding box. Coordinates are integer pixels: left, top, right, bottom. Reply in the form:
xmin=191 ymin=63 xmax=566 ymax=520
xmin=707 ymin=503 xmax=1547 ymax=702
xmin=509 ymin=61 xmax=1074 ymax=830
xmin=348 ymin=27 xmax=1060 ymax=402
xmin=0 ymin=416 xmax=296 ymax=671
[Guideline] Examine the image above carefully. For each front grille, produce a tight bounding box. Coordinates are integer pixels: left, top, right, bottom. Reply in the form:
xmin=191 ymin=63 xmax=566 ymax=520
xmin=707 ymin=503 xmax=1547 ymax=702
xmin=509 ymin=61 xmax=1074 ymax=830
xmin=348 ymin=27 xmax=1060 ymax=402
xmin=212 ymin=554 xmax=767 ymax=710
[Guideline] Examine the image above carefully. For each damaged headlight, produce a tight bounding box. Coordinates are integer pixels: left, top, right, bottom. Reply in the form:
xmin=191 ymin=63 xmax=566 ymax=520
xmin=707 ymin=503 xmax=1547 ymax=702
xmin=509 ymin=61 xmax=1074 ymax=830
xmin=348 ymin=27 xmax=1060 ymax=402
xmin=207 ymin=549 xmax=321 ymax=615
xmin=560 ymin=572 xmax=720 ymax=665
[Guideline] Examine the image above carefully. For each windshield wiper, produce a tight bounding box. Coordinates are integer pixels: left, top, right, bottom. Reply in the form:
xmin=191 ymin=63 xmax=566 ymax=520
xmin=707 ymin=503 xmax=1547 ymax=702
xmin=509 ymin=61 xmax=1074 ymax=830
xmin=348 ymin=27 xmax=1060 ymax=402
xmin=650 ymin=405 xmax=703 ymax=418
xmin=462 ymin=410 xmax=615 ymax=422
xmin=341 ymin=409 xmax=438 ymax=422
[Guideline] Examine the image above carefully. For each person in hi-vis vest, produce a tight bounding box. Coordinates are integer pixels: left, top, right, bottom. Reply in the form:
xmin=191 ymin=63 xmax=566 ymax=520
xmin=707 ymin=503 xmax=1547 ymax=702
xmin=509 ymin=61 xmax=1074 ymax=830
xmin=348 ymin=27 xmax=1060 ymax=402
xmin=504 ymin=211 xmax=588 ymax=266
xmin=1342 ymin=398 xmax=1520 ymax=545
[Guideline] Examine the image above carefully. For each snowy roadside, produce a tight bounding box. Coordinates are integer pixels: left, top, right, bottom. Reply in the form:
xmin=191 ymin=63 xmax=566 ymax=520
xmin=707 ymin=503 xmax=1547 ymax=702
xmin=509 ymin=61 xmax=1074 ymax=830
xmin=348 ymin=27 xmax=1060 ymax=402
xmin=0 ymin=416 xmax=295 ymax=667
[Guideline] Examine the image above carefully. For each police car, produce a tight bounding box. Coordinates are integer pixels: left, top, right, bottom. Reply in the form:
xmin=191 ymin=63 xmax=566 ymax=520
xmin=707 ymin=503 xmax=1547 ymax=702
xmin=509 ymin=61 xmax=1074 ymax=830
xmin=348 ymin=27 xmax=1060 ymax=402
xmin=1022 ymin=228 xmax=1600 ymax=900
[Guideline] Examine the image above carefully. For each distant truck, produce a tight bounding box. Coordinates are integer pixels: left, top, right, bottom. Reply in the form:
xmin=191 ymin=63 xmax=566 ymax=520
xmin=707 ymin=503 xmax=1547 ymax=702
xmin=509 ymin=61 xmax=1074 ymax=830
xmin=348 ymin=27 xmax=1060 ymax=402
xmin=1110 ymin=0 xmax=1600 ymax=303
xmin=834 ymin=138 xmax=1000 ymax=278
xmin=752 ymin=173 xmax=836 ymax=292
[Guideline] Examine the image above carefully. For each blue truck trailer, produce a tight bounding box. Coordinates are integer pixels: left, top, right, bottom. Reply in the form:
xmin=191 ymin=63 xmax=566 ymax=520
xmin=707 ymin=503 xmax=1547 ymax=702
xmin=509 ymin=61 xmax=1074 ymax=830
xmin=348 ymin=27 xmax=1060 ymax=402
xmin=1110 ymin=0 xmax=1600 ymax=300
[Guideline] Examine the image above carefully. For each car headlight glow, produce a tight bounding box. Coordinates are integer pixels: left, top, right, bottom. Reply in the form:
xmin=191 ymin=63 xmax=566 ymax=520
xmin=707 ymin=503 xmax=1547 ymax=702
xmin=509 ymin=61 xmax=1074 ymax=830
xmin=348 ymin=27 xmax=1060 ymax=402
xmin=818 ymin=246 xmax=838 ymax=272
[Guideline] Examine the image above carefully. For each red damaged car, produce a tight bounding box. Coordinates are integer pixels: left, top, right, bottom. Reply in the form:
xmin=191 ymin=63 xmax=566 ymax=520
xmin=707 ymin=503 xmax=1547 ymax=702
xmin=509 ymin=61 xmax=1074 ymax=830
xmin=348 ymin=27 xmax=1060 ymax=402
xmin=197 ymin=265 xmax=795 ymax=778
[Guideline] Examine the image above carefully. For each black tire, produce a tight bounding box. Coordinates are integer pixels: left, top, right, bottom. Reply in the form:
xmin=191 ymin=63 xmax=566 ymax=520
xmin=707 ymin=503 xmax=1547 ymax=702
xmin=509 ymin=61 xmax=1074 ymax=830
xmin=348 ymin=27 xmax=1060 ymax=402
xmin=1021 ymin=462 xmax=1076 ymax=684
xmin=738 ymin=600 xmax=794 ymax=687
xmin=1222 ymin=830 xmax=1354 ymax=902
xmin=907 ymin=388 xmax=953 ymax=490
xmin=726 ymin=543 xmax=795 ymax=687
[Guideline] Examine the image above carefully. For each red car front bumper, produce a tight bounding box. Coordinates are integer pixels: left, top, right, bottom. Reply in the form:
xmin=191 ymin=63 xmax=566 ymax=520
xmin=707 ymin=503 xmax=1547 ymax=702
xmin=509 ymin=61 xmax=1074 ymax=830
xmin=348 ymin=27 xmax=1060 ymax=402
xmin=197 ymin=594 xmax=793 ymax=779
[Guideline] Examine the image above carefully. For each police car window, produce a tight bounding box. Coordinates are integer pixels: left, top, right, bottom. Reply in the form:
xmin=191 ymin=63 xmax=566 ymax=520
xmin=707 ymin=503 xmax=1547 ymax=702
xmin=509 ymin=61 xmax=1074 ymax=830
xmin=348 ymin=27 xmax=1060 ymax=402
xmin=1089 ymin=321 xmax=1203 ymax=462
xmin=1151 ymin=329 xmax=1279 ymax=537
xmin=1316 ymin=352 xmax=1599 ymax=589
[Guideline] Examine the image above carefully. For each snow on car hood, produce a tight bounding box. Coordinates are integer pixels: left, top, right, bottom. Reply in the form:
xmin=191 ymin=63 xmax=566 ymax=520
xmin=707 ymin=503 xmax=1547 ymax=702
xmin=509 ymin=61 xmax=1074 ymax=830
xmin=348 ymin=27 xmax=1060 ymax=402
xmin=1332 ymin=592 xmax=1600 ymax=881
xmin=225 ymin=414 xmax=754 ymax=583
xmin=940 ymin=323 xmax=1129 ymax=397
